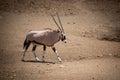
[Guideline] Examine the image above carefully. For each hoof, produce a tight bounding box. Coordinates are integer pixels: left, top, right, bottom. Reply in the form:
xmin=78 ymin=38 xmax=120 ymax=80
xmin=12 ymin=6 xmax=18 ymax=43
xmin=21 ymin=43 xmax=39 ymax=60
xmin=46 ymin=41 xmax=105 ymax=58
xmin=35 ymin=57 xmax=40 ymax=62
xmin=58 ymin=57 xmax=62 ymax=62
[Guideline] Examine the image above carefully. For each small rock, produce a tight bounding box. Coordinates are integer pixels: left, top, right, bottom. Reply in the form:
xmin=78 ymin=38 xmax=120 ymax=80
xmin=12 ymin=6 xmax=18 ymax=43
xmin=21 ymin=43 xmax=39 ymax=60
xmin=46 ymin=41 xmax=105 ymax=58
xmin=59 ymin=65 xmax=65 ymax=68
xmin=67 ymin=22 xmax=70 ymax=24
xmin=108 ymin=53 xmax=112 ymax=56
xmin=92 ymin=77 xmax=95 ymax=80
xmin=68 ymin=9 xmax=71 ymax=10
xmin=97 ymin=54 xmax=103 ymax=57
xmin=47 ymin=63 xmax=50 ymax=65
xmin=12 ymin=71 xmax=15 ymax=73
xmin=13 ymin=74 xmax=16 ymax=77
xmin=73 ymin=22 xmax=75 ymax=24
xmin=10 ymin=76 xmax=14 ymax=79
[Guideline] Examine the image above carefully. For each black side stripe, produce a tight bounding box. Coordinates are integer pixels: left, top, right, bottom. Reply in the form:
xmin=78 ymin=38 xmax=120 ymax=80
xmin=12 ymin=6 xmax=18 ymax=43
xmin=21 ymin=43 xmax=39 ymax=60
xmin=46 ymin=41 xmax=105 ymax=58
xmin=32 ymin=41 xmax=53 ymax=47
xmin=32 ymin=40 xmax=44 ymax=45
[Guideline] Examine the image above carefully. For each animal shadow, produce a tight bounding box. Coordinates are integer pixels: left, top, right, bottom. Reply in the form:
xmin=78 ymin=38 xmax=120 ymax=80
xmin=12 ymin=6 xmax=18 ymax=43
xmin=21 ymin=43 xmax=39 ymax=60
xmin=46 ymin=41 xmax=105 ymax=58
xmin=22 ymin=59 xmax=55 ymax=64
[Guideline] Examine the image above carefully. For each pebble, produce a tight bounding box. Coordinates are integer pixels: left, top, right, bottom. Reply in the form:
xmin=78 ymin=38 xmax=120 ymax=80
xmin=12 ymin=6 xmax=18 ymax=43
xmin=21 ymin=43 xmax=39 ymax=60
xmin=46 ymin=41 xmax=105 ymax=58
xmin=12 ymin=71 xmax=15 ymax=73
xmin=108 ymin=53 xmax=112 ymax=56
xmin=13 ymin=74 xmax=16 ymax=77
xmin=10 ymin=76 xmax=14 ymax=79
xmin=97 ymin=54 xmax=103 ymax=57
xmin=47 ymin=63 xmax=50 ymax=65
xmin=73 ymin=22 xmax=75 ymax=24
xmin=92 ymin=77 xmax=95 ymax=80
xmin=59 ymin=65 xmax=65 ymax=68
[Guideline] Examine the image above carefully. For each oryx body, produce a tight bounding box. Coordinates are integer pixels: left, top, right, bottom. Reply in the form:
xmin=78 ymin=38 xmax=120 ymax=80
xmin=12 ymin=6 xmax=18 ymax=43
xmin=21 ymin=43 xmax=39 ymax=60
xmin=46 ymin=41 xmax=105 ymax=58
xmin=21 ymin=14 xmax=67 ymax=62
xmin=26 ymin=29 xmax=61 ymax=47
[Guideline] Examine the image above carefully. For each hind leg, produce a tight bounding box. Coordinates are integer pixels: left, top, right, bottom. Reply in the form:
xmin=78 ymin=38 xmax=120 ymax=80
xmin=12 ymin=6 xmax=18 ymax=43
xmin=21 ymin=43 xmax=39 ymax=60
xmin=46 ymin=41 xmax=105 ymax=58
xmin=32 ymin=45 xmax=40 ymax=62
xmin=21 ymin=41 xmax=31 ymax=61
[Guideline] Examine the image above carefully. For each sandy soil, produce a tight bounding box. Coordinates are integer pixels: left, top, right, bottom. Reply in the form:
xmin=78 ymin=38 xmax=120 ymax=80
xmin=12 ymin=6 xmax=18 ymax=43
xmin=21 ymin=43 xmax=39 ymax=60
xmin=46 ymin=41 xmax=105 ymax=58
xmin=0 ymin=0 xmax=120 ymax=80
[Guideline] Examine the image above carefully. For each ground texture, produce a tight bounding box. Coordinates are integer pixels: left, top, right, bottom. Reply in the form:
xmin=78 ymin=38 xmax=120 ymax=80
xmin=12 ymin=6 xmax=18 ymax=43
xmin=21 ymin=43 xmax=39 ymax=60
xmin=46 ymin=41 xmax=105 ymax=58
xmin=0 ymin=0 xmax=120 ymax=80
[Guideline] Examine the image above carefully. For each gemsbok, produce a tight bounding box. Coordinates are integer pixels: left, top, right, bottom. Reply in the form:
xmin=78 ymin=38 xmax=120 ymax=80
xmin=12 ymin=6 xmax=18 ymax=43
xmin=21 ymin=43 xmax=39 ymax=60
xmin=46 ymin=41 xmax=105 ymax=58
xmin=21 ymin=14 xmax=67 ymax=62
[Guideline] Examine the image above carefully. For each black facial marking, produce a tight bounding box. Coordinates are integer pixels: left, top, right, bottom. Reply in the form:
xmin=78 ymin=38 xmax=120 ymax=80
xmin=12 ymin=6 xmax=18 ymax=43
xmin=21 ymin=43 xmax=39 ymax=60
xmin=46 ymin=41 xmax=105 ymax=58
xmin=61 ymin=34 xmax=66 ymax=41
xmin=63 ymin=36 xmax=66 ymax=40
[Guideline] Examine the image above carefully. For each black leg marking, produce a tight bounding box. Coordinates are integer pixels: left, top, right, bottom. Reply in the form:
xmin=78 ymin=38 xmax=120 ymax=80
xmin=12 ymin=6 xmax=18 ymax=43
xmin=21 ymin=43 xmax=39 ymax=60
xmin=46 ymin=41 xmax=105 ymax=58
xmin=42 ymin=45 xmax=46 ymax=62
xmin=43 ymin=45 xmax=46 ymax=51
xmin=52 ymin=47 xmax=56 ymax=52
xmin=32 ymin=45 xmax=36 ymax=51
xmin=32 ymin=45 xmax=37 ymax=57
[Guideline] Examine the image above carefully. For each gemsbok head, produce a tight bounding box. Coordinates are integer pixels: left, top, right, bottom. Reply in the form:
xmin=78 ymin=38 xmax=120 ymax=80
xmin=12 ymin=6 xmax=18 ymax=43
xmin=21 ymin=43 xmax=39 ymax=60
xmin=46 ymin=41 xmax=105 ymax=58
xmin=21 ymin=13 xmax=67 ymax=62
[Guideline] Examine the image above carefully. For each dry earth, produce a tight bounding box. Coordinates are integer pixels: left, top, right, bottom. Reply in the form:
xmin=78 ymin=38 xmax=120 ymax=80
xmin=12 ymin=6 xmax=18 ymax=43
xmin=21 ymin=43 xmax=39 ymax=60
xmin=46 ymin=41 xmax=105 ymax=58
xmin=0 ymin=0 xmax=120 ymax=80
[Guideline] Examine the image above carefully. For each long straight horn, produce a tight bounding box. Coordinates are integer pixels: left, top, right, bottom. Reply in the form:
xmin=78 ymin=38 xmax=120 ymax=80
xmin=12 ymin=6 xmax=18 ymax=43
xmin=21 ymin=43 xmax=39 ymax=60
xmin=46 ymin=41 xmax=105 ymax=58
xmin=51 ymin=15 xmax=62 ymax=32
xmin=56 ymin=13 xmax=64 ymax=33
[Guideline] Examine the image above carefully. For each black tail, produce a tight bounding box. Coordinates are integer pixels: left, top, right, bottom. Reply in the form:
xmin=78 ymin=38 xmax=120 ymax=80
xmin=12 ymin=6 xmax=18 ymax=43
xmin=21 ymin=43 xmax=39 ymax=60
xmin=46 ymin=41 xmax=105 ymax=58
xmin=23 ymin=38 xmax=27 ymax=49
xmin=23 ymin=38 xmax=31 ymax=51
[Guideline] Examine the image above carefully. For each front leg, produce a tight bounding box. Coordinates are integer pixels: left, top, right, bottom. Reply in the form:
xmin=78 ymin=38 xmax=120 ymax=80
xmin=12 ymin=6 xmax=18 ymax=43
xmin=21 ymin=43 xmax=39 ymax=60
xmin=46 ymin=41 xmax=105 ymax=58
xmin=32 ymin=45 xmax=40 ymax=62
xmin=42 ymin=45 xmax=46 ymax=62
xmin=51 ymin=46 xmax=62 ymax=62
